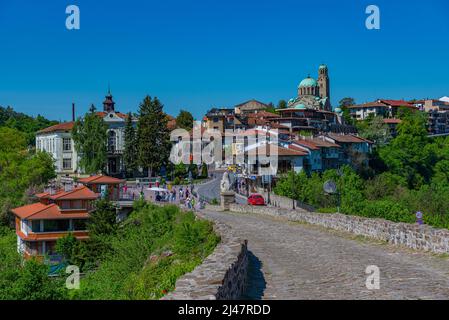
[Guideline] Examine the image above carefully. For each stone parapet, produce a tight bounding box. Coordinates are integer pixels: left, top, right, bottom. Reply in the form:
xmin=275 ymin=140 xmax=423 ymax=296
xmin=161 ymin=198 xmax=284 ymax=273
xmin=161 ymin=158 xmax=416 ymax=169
xmin=230 ymin=204 xmax=449 ymax=254
xmin=162 ymin=211 xmax=248 ymax=300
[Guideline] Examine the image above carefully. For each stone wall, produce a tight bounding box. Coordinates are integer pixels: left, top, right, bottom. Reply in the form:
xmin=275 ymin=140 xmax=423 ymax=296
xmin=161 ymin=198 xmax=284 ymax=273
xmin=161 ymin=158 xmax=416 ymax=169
xmin=162 ymin=210 xmax=249 ymax=300
xmin=230 ymin=204 xmax=449 ymax=254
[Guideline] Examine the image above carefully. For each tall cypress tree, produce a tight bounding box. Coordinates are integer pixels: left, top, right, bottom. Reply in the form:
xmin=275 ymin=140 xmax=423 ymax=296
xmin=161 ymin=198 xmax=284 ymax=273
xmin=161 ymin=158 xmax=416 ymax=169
xmin=136 ymin=96 xmax=171 ymax=178
xmin=123 ymin=112 xmax=137 ymax=176
xmin=72 ymin=104 xmax=107 ymax=174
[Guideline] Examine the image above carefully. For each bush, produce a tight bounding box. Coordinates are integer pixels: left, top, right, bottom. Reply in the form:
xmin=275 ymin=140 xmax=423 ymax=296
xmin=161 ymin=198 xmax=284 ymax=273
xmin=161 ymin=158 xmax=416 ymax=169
xmin=358 ymin=199 xmax=414 ymax=223
xmin=73 ymin=205 xmax=219 ymax=300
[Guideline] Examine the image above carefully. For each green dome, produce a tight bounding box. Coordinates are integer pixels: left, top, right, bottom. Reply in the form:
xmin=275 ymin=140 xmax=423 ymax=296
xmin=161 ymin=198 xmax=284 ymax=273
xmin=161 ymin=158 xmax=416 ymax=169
xmin=299 ymin=77 xmax=317 ymax=88
xmin=319 ymin=64 xmax=328 ymax=70
xmin=294 ymin=103 xmax=307 ymax=109
xmin=334 ymin=107 xmax=342 ymax=113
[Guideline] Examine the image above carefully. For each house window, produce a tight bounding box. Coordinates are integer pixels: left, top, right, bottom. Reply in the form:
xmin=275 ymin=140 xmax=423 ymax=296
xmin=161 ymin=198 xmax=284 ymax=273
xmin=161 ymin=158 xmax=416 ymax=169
xmin=63 ymin=138 xmax=71 ymax=151
xmin=63 ymin=158 xmax=72 ymax=170
xmin=73 ymin=219 xmax=87 ymax=231
xmin=32 ymin=220 xmax=41 ymax=232
xmin=60 ymin=201 xmax=71 ymax=210
xmin=43 ymin=220 xmax=70 ymax=232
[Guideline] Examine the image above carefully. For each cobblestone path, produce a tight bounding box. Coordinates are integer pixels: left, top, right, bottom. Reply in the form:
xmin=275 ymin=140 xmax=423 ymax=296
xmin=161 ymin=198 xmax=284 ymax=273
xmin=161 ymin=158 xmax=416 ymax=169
xmin=202 ymin=209 xmax=449 ymax=300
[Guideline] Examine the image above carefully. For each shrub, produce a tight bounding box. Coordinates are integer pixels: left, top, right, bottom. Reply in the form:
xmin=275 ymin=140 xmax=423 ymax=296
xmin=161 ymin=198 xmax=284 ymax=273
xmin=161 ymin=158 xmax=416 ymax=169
xmin=74 ymin=205 xmax=218 ymax=300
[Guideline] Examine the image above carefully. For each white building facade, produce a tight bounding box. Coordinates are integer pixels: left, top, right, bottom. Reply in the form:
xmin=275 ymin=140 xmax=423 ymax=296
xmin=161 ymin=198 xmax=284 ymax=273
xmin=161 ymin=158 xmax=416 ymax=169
xmin=36 ymin=92 xmax=137 ymax=177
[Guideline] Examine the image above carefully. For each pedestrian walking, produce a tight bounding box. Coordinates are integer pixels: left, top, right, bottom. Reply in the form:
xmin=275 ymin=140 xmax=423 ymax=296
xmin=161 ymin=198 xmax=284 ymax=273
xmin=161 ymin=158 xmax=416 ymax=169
xmin=191 ymin=197 xmax=196 ymax=211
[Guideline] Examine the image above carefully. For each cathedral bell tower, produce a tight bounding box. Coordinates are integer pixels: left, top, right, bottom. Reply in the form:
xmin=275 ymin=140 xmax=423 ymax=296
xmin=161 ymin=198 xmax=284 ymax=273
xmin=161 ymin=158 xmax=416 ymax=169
xmin=317 ymin=64 xmax=330 ymax=101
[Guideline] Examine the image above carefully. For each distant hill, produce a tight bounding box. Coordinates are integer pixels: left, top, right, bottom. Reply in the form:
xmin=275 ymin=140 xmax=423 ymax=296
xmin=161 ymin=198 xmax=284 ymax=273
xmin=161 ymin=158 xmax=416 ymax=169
xmin=0 ymin=105 xmax=58 ymax=146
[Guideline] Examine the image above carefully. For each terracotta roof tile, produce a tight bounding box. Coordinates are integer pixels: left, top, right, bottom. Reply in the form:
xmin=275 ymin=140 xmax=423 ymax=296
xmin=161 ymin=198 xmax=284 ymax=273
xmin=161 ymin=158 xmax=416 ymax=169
xmin=37 ymin=122 xmax=74 ymax=134
xmin=11 ymin=203 xmax=89 ymax=220
xmin=247 ymin=144 xmax=307 ymax=157
xmin=48 ymin=185 xmax=99 ymax=200
xmin=78 ymin=175 xmax=125 ymax=185
xmin=327 ymin=133 xmax=373 ymax=144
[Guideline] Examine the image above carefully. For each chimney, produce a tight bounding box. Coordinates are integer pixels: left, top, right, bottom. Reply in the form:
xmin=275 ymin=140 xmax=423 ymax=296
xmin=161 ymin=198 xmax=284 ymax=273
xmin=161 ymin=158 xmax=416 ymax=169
xmin=72 ymin=103 xmax=76 ymax=122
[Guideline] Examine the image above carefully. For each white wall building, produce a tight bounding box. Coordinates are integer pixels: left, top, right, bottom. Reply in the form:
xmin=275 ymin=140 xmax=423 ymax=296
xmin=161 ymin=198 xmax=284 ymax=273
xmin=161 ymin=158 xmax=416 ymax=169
xmin=36 ymin=122 xmax=79 ymax=175
xmin=36 ymin=91 xmax=137 ymax=177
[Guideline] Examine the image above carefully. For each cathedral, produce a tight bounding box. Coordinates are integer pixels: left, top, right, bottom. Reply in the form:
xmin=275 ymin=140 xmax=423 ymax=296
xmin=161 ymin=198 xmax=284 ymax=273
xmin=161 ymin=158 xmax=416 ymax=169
xmin=287 ymin=64 xmax=332 ymax=112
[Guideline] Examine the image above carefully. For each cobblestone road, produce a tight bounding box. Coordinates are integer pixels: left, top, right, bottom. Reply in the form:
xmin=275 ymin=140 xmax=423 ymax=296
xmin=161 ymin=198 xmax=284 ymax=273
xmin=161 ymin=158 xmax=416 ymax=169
xmin=202 ymin=209 xmax=449 ymax=300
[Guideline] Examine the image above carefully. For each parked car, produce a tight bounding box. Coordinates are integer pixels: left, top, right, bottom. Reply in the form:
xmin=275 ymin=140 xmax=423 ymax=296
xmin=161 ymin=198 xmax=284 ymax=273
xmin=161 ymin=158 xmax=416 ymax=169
xmin=247 ymin=193 xmax=265 ymax=206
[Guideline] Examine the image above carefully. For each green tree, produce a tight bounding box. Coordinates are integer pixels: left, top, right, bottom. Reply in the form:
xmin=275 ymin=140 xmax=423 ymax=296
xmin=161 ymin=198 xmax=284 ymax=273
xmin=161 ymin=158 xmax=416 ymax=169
xmin=123 ymin=112 xmax=138 ymax=176
xmin=0 ymin=105 xmax=58 ymax=146
xmin=137 ymin=96 xmax=171 ymax=178
xmin=8 ymin=259 xmax=67 ymax=300
xmin=339 ymin=97 xmax=356 ymax=108
xmin=175 ymin=110 xmax=194 ymax=131
xmin=356 ymin=116 xmax=392 ymax=148
xmin=277 ymin=100 xmax=287 ymax=109
xmin=0 ymin=127 xmax=55 ymax=226
xmin=55 ymin=233 xmax=86 ymax=267
xmin=72 ymin=105 xmax=108 ymax=174
xmin=379 ymin=111 xmax=434 ymax=188
xmin=88 ymin=198 xmax=117 ymax=237
xmin=265 ymin=102 xmax=277 ymax=114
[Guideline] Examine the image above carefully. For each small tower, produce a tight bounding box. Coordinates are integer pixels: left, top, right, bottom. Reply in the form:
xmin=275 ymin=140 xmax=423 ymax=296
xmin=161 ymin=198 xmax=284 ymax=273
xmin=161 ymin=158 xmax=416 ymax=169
xmin=103 ymin=86 xmax=115 ymax=113
xmin=317 ymin=64 xmax=330 ymax=100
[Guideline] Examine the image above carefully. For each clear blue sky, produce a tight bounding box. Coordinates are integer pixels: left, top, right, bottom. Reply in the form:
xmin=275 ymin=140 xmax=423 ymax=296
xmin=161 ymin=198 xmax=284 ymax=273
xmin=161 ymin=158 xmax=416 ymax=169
xmin=0 ymin=0 xmax=448 ymax=121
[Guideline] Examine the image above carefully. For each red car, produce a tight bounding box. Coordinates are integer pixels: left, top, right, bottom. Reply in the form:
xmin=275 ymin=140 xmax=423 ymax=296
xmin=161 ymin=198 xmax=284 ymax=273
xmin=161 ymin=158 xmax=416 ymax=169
xmin=247 ymin=194 xmax=266 ymax=206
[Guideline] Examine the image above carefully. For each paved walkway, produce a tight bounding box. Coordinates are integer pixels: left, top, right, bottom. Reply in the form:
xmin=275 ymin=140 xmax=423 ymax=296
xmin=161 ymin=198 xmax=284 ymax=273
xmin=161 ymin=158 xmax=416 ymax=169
xmin=201 ymin=209 xmax=449 ymax=300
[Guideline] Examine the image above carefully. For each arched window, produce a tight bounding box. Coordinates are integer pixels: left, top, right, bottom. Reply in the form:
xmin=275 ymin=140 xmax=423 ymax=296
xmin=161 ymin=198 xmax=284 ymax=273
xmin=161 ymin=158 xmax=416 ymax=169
xmin=108 ymin=131 xmax=116 ymax=153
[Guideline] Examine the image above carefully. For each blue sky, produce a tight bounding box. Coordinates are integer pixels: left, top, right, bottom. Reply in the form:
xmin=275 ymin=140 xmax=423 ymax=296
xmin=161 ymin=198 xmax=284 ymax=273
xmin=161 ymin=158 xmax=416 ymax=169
xmin=0 ymin=0 xmax=448 ymax=121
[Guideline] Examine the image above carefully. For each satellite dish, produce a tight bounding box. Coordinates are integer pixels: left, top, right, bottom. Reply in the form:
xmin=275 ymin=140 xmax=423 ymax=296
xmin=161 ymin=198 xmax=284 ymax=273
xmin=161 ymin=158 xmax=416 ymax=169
xmin=323 ymin=180 xmax=337 ymax=194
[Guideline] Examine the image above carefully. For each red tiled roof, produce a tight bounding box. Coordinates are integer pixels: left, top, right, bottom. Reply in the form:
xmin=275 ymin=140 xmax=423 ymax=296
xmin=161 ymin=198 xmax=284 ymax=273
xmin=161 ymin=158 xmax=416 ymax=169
xmin=295 ymin=137 xmax=340 ymax=149
xmin=346 ymin=102 xmax=386 ymax=109
xmin=327 ymin=133 xmax=373 ymax=144
xmin=35 ymin=192 xmax=50 ymax=199
xmin=11 ymin=203 xmax=89 ymax=220
xmin=288 ymin=144 xmax=310 ymax=155
xmin=247 ymin=144 xmax=307 ymax=157
xmin=379 ymin=100 xmax=415 ymax=108
xmin=78 ymin=175 xmax=125 ymax=185
xmin=96 ymin=111 xmax=129 ymax=119
xmin=37 ymin=122 xmax=74 ymax=134
xmin=48 ymin=185 xmax=100 ymax=200
xmin=294 ymin=139 xmax=320 ymax=150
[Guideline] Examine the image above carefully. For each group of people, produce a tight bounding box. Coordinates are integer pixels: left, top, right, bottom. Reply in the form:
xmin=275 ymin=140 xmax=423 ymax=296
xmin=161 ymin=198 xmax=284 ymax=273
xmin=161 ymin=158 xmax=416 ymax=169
xmin=120 ymin=177 xmax=209 ymax=211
